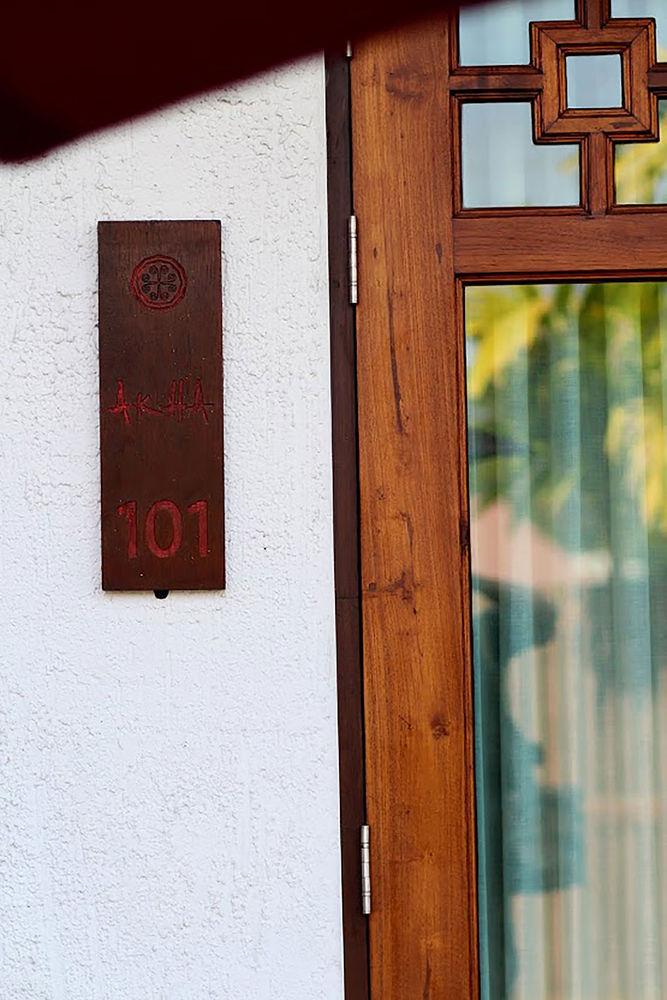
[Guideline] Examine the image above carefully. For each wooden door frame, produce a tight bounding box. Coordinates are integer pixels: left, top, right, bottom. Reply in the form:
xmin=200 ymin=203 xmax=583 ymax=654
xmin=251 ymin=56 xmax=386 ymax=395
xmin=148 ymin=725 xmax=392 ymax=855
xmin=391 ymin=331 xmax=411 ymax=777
xmin=326 ymin=19 xmax=479 ymax=997
xmin=326 ymin=48 xmax=371 ymax=1000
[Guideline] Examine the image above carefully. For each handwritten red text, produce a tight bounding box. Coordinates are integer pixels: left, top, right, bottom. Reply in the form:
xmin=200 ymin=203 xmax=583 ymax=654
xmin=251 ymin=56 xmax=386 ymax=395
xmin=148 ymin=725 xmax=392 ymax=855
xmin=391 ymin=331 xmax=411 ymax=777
xmin=108 ymin=378 xmax=213 ymax=425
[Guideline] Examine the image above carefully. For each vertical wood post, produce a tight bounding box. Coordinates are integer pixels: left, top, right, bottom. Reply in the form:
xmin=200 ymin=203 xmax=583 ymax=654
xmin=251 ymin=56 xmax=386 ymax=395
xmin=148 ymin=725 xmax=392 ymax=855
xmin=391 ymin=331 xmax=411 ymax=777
xmin=351 ymin=17 xmax=479 ymax=999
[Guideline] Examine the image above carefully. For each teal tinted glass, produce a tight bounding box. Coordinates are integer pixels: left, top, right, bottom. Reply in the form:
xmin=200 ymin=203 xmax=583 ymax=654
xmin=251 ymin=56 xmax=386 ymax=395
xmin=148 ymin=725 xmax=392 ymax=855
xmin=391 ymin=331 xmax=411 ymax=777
xmin=466 ymin=281 xmax=667 ymax=999
xmin=459 ymin=0 xmax=575 ymax=66
xmin=612 ymin=1 xmax=667 ymax=59
xmin=461 ymin=103 xmax=579 ymax=208
xmin=616 ymin=100 xmax=667 ymax=203
xmin=566 ymin=54 xmax=623 ymax=108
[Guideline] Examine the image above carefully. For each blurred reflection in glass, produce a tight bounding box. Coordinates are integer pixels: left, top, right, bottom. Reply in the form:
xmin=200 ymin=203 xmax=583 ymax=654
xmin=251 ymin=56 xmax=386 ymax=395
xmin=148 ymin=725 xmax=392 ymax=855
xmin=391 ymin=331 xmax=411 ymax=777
xmin=466 ymin=282 xmax=667 ymax=999
xmin=462 ymin=103 xmax=579 ymax=208
xmin=459 ymin=0 xmax=575 ymax=66
xmin=616 ymin=101 xmax=667 ymax=204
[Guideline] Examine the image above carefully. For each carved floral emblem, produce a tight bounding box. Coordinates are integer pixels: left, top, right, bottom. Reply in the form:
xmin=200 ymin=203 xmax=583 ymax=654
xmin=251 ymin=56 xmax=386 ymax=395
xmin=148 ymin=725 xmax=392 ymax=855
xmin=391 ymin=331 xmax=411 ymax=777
xmin=131 ymin=254 xmax=187 ymax=310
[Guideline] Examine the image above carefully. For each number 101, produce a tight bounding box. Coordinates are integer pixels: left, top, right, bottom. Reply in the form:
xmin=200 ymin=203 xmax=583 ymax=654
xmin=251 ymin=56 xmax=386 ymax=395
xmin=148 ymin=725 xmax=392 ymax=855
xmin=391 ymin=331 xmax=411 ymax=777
xmin=117 ymin=500 xmax=209 ymax=559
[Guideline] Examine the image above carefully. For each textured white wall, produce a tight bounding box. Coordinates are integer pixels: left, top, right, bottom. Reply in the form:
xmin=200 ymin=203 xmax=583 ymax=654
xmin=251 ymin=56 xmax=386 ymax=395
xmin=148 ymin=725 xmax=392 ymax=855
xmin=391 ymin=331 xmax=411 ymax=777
xmin=0 ymin=58 xmax=342 ymax=999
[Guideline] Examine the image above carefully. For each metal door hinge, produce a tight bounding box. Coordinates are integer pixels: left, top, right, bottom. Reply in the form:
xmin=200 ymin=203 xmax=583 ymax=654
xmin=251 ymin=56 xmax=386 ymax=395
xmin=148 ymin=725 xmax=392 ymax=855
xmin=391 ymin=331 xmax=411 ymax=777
xmin=346 ymin=40 xmax=353 ymax=58
xmin=348 ymin=215 xmax=358 ymax=306
xmin=361 ymin=824 xmax=371 ymax=915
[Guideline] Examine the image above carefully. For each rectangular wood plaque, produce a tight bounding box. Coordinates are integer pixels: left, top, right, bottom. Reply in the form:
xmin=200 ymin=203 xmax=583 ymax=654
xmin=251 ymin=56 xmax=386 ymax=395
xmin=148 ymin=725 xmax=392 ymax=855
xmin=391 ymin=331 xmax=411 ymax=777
xmin=99 ymin=220 xmax=224 ymax=590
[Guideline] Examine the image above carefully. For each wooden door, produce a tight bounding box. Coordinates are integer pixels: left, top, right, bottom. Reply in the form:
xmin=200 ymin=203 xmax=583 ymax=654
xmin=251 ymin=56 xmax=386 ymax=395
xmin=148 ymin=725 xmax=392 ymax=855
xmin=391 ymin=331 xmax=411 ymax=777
xmin=349 ymin=4 xmax=667 ymax=997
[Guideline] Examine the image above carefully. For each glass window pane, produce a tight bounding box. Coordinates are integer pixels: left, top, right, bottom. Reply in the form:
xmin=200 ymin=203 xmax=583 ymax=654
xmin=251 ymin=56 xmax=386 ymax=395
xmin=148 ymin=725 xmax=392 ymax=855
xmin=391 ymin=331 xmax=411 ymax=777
xmin=613 ymin=1 xmax=667 ymax=60
xmin=461 ymin=103 xmax=579 ymax=208
xmin=466 ymin=280 xmax=667 ymax=1000
xmin=615 ymin=99 xmax=667 ymax=204
xmin=566 ymin=54 xmax=623 ymax=108
xmin=459 ymin=0 xmax=575 ymax=66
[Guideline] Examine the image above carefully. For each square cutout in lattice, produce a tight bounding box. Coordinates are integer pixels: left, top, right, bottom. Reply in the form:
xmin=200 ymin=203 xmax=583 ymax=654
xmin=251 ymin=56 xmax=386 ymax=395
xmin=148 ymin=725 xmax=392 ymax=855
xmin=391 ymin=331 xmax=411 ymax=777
xmin=566 ymin=53 xmax=623 ymax=109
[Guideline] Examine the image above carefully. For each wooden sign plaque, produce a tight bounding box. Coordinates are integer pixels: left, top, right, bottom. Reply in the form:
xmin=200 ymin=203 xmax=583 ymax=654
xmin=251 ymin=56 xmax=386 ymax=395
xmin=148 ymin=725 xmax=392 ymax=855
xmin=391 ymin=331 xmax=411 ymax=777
xmin=99 ymin=221 xmax=224 ymax=591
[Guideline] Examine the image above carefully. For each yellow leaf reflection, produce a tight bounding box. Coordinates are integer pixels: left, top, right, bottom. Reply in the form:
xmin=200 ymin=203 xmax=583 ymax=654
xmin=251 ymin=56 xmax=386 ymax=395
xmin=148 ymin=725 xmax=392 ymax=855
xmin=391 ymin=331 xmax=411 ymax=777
xmin=466 ymin=286 xmax=553 ymax=399
xmin=607 ymin=401 xmax=667 ymax=532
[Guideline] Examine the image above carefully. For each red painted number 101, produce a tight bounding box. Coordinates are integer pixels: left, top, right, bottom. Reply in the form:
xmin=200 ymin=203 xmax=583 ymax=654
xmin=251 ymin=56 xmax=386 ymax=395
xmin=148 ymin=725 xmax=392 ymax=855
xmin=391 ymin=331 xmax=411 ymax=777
xmin=117 ymin=500 xmax=209 ymax=559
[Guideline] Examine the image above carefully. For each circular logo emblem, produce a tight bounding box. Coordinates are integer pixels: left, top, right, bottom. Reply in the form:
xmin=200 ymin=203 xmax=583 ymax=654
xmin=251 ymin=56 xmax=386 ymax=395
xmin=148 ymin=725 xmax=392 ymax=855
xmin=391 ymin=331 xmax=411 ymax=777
xmin=131 ymin=255 xmax=187 ymax=310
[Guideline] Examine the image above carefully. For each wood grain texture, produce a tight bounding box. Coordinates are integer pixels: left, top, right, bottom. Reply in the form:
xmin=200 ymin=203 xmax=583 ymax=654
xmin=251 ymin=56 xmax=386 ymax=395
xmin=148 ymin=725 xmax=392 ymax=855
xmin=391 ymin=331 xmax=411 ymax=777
xmin=450 ymin=69 xmax=543 ymax=94
xmin=325 ymin=50 xmax=371 ymax=1000
xmin=647 ymin=65 xmax=667 ymax=91
xmin=351 ymin=17 xmax=478 ymax=999
xmin=454 ymin=212 xmax=667 ymax=275
xmin=586 ymin=132 xmax=610 ymax=216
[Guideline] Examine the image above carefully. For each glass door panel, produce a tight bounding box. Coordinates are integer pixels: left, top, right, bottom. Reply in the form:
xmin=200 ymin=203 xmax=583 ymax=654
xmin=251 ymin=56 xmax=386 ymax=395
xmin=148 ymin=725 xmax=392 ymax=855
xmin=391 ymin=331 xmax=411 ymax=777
xmin=459 ymin=0 xmax=575 ymax=66
xmin=461 ymin=103 xmax=580 ymax=208
xmin=612 ymin=0 xmax=667 ymax=59
xmin=616 ymin=101 xmax=667 ymax=204
xmin=466 ymin=282 xmax=667 ymax=1000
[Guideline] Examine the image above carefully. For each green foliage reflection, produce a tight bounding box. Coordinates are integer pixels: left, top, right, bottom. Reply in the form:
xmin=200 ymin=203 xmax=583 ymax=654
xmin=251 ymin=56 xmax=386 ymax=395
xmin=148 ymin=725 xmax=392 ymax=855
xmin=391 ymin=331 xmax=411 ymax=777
xmin=468 ymin=282 xmax=667 ymax=543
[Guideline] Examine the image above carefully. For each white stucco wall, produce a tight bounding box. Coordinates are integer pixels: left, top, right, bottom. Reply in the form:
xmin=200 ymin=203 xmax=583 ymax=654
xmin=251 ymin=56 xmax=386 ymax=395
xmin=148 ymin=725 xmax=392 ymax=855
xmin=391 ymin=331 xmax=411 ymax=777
xmin=0 ymin=58 xmax=342 ymax=999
